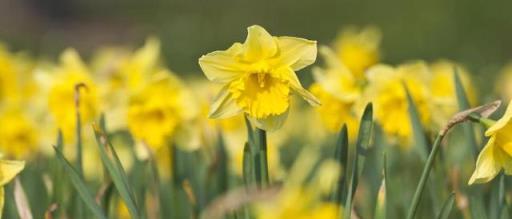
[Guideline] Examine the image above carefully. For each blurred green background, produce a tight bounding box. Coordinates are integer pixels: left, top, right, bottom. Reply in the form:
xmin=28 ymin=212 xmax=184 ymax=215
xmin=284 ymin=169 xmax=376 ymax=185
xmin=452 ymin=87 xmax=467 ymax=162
xmin=1 ymin=0 xmax=511 ymax=91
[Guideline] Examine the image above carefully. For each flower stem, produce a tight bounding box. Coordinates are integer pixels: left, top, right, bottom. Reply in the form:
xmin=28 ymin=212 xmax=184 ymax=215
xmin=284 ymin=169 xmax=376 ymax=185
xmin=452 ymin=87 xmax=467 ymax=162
xmin=406 ymin=134 xmax=445 ymax=219
xmin=254 ymin=128 xmax=269 ymax=188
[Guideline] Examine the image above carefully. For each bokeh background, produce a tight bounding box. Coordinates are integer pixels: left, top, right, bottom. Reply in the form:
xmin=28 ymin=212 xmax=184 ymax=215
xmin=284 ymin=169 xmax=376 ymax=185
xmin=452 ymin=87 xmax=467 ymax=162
xmin=1 ymin=0 xmax=512 ymax=92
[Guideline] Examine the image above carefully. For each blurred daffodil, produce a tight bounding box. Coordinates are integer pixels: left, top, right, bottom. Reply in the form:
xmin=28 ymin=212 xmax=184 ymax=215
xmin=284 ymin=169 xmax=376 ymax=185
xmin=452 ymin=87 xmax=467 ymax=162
xmin=310 ymin=46 xmax=361 ymax=138
xmin=199 ymin=25 xmax=319 ymax=131
xmin=47 ymin=49 xmax=99 ymax=144
xmin=0 ymin=159 xmax=24 ymax=216
xmin=0 ymin=108 xmax=38 ymax=159
xmin=363 ymin=62 xmax=431 ymax=144
xmin=496 ymin=63 xmax=512 ymax=101
xmin=469 ymin=102 xmax=512 ymax=184
xmin=127 ymin=71 xmax=199 ymax=153
xmin=429 ymin=60 xmax=476 ymax=127
xmin=333 ymin=26 xmax=381 ymax=79
xmin=255 ymin=148 xmax=341 ymax=219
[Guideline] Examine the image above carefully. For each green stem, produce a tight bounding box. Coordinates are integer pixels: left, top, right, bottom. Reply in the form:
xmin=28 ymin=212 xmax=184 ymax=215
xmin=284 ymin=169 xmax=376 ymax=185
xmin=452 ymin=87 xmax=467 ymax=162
xmin=406 ymin=134 xmax=445 ymax=219
xmin=254 ymin=128 xmax=269 ymax=188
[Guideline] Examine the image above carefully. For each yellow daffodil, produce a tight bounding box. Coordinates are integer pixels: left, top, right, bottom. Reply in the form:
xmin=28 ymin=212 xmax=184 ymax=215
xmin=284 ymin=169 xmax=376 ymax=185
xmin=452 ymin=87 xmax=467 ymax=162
xmin=362 ymin=62 xmax=431 ymax=144
xmin=198 ymin=25 xmax=320 ymax=131
xmin=0 ymin=44 xmax=20 ymax=104
xmin=496 ymin=63 xmax=512 ymax=101
xmin=333 ymin=26 xmax=381 ymax=79
xmin=309 ymin=46 xmax=361 ymax=138
xmin=127 ymin=70 xmax=199 ymax=153
xmin=91 ymin=38 xmax=161 ymax=131
xmin=48 ymin=49 xmax=99 ymax=144
xmin=0 ymin=108 xmax=38 ymax=159
xmin=255 ymin=148 xmax=341 ymax=219
xmin=429 ymin=60 xmax=477 ymax=127
xmin=469 ymin=102 xmax=512 ymax=184
xmin=0 ymin=159 xmax=24 ymax=216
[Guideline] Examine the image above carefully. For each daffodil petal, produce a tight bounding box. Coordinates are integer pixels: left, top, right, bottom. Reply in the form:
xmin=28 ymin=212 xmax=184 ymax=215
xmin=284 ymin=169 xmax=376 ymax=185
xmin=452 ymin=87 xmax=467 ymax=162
xmin=250 ymin=109 xmax=289 ymax=131
xmin=199 ymin=43 xmax=246 ymax=83
xmin=132 ymin=37 xmax=160 ymax=72
xmin=469 ymin=137 xmax=501 ymax=185
xmin=275 ymin=36 xmax=317 ymax=71
xmin=209 ymin=85 xmax=242 ymax=119
xmin=242 ymin=25 xmax=277 ymax=61
xmin=0 ymin=160 xmax=24 ymax=186
xmin=486 ymin=102 xmax=512 ymax=136
xmin=319 ymin=46 xmax=342 ymax=69
xmin=282 ymin=68 xmax=320 ymax=106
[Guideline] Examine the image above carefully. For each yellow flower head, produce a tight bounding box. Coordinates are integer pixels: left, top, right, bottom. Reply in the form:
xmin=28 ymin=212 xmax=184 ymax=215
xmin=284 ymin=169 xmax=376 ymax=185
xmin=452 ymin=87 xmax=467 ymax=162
xmin=48 ymin=49 xmax=99 ymax=144
xmin=429 ymin=60 xmax=477 ymax=127
xmin=199 ymin=25 xmax=320 ymax=131
xmin=309 ymin=46 xmax=361 ymax=138
xmin=127 ymin=71 xmax=198 ymax=152
xmin=255 ymin=148 xmax=342 ymax=219
xmin=469 ymin=102 xmax=512 ymax=184
xmin=334 ymin=26 xmax=381 ymax=79
xmin=363 ymin=62 xmax=431 ymax=144
xmin=496 ymin=63 xmax=512 ymax=101
xmin=0 ymin=159 xmax=24 ymax=215
xmin=0 ymin=45 xmax=19 ymax=104
xmin=0 ymin=108 xmax=39 ymax=159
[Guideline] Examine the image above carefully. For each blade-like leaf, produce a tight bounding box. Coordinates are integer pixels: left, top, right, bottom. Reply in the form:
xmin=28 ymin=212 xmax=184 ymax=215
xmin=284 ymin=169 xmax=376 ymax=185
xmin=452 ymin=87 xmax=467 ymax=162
xmin=93 ymin=127 xmax=140 ymax=219
xmin=344 ymin=103 xmax=373 ymax=219
xmin=403 ymin=83 xmax=428 ymax=161
xmin=436 ymin=193 xmax=455 ymax=219
xmin=330 ymin=124 xmax=348 ymax=204
xmin=53 ymin=147 xmax=107 ymax=219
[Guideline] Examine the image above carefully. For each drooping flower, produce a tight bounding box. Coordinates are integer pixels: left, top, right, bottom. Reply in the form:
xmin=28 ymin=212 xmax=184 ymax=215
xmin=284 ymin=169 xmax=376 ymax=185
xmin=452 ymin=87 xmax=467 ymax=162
xmin=469 ymin=102 xmax=512 ymax=184
xmin=198 ymin=25 xmax=319 ymax=131
xmin=362 ymin=61 xmax=431 ymax=144
xmin=47 ymin=49 xmax=99 ymax=144
xmin=127 ymin=70 xmax=199 ymax=153
xmin=333 ymin=26 xmax=381 ymax=79
xmin=0 ymin=159 xmax=24 ymax=216
xmin=0 ymin=108 xmax=39 ymax=159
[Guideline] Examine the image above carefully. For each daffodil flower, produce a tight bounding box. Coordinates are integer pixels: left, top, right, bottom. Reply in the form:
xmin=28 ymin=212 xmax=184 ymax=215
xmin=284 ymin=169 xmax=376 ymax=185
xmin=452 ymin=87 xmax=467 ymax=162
xmin=469 ymin=102 xmax=512 ymax=184
xmin=0 ymin=159 xmax=24 ymax=217
xmin=199 ymin=25 xmax=320 ymax=131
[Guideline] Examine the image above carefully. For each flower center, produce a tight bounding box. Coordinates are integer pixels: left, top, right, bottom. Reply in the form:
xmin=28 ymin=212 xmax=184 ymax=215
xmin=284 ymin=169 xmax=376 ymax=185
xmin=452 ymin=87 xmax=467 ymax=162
xmin=229 ymin=72 xmax=290 ymax=119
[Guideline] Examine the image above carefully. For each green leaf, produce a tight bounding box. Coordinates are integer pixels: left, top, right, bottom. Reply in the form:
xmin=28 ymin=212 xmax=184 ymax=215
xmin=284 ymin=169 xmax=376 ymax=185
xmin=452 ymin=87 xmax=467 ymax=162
xmin=406 ymin=134 xmax=444 ymax=219
xmin=93 ymin=128 xmax=141 ymax=219
xmin=330 ymin=124 xmax=349 ymax=204
xmin=374 ymin=153 xmax=388 ymax=219
xmin=344 ymin=103 xmax=373 ymax=219
xmin=436 ymin=193 xmax=455 ymax=219
xmin=53 ymin=147 xmax=108 ymax=219
xmin=403 ymin=83 xmax=428 ymax=161
xmin=242 ymin=143 xmax=254 ymax=187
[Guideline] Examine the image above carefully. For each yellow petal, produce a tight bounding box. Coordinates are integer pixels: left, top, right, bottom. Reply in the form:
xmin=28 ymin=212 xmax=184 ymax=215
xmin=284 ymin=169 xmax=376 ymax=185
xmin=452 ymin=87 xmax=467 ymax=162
xmin=486 ymin=102 xmax=512 ymax=136
xmin=209 ymin=85 xmax=242 ymax=119
xmin=242 ymin=25 xmax=277 ymax=61
xmin=0 ymin=160 xmax=24 ymax=186
xmin=132 ymin=37 xmax=160 ymax=72
xmin=199 ymin=43 xmax=246 ymax=83
xmin=469 ymin=137 xmax=501 ymax=184
xmin=250 ymin=109 xmax=289 ymax=131
xmin=174 ymin=122 xmax=201 ymax=151
xmin=280 ymin=68 xmax=320 ymax=106
xmin=275 ymin=36 xmax=317 ymax=71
